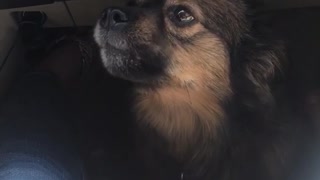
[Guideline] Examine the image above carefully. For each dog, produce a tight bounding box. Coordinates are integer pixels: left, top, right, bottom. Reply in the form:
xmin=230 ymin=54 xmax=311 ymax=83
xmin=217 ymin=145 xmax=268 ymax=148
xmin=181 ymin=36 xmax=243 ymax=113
xmin=94 ymin=0 xmax=320 ymax=179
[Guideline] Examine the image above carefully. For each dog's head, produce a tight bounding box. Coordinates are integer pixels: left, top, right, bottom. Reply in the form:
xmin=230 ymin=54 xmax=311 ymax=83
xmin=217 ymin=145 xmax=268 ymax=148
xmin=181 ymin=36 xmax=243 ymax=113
xmin=94 ymin=0 xmax=284 ymax=162
xmin=94 ymin=0 xmax=248 ymax=86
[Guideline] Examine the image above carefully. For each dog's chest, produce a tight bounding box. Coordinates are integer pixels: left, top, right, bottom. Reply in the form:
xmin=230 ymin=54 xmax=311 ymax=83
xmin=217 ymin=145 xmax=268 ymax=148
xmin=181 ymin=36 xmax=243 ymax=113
xmin=134 ymin=129 xmax=207 ymax=180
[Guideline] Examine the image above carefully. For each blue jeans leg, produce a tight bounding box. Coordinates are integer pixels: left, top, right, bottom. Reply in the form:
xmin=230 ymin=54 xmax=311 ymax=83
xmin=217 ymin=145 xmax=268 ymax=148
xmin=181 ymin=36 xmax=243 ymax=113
xmin=0 ymin=72 xmax=85 ymax=180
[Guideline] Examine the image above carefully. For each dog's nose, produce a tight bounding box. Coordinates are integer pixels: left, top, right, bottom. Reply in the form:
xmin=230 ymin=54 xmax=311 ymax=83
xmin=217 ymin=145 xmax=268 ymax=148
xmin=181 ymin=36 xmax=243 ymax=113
xmin=100 ymin=8 xmax=129 ymax=29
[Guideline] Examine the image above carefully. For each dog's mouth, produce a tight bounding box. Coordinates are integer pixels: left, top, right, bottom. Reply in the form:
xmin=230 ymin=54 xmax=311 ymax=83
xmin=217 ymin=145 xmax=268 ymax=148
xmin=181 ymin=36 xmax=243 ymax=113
xmin=94 ymin=7 xmax=167 ymax=83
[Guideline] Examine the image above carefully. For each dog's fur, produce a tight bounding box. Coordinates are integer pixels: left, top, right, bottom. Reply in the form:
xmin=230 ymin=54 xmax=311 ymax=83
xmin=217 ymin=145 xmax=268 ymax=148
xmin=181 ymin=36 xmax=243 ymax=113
xmin=94 ymin=1 xmax=320 ymax=179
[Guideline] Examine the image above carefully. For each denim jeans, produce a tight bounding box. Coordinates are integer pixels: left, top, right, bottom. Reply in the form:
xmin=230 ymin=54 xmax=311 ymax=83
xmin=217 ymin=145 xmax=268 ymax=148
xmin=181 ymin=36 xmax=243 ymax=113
xmin=0 ymin=72 xmax=85 ymax=180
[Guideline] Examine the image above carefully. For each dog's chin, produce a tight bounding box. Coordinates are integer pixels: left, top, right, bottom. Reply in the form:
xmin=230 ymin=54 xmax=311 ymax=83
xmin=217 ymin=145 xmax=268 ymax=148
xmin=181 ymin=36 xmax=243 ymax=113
xmin=99 ymin=47 xmax=163 ymax=83
xmin=95 ymin=24 xmax=167 ymax=83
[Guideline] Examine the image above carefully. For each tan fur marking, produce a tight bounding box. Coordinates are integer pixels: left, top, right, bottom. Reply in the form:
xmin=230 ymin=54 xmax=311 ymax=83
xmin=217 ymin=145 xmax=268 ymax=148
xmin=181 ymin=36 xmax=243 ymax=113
xmin=166 ymin=19 xmax=205 ymax=38
xmin=131 ymin=16 xmax=157 ymax=43
xmin=135 ymin=33 xmax=231 ymax=155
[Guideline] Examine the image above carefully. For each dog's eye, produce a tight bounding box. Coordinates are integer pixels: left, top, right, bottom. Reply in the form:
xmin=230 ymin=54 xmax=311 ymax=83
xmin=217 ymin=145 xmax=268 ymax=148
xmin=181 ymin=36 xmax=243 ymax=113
xmin=175 ymin=9 xmax=194 ymax=23
xmin=169 ymin=6 xmax=195 ymax=27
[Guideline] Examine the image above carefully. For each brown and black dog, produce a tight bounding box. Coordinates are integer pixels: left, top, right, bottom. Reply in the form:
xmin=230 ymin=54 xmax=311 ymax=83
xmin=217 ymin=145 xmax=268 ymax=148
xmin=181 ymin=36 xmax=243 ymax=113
xmin=94 ymin=1 xmax=320 ymax=180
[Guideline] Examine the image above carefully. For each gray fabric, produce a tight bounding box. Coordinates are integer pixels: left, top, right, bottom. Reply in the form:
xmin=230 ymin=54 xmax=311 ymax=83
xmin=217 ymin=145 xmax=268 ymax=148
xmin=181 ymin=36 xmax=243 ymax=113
xmin=0 ymin=72 xmax=85 ymax=180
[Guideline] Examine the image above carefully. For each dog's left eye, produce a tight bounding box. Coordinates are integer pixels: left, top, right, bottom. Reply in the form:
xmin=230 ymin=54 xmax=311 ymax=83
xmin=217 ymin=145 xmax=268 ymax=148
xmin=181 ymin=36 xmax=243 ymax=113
xmin=169 ymin=7 xmax=195 ymax=26
xmin=176 ymin=9 xmax=194 ymax=22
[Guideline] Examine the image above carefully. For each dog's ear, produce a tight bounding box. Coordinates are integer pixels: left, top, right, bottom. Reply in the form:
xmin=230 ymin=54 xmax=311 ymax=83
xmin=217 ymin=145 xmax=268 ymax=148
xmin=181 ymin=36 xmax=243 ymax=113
xmin=233 ymin=37 xmax=286 ymax=109
xmin=245 ymin=41 xmax=285 ymax=103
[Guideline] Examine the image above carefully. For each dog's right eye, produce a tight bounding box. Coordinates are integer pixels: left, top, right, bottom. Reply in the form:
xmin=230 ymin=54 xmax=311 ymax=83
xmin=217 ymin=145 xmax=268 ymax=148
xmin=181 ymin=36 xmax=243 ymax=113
xmin=169 ymin=6 xmax=195 ymax=27
xmin=176 ymin=9 xmax=194 ymax=22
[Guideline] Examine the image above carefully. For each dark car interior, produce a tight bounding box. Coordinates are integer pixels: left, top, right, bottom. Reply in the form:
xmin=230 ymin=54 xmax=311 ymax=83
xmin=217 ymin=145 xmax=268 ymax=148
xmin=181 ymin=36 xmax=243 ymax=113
xmin=0 ymin=0 xmax=320 ymax=179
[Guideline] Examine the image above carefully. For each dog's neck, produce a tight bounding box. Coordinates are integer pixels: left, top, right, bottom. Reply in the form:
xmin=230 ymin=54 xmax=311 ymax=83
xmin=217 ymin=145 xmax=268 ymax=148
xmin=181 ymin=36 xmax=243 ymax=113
xmin=134 ymin=82 xmax=231 ymax=157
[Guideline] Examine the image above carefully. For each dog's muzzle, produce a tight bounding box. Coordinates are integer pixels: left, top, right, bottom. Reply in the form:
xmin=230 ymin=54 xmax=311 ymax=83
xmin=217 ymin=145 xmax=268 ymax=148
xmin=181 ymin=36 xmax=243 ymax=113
xmin=98 ymin=8 xmax=129 ymax=50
